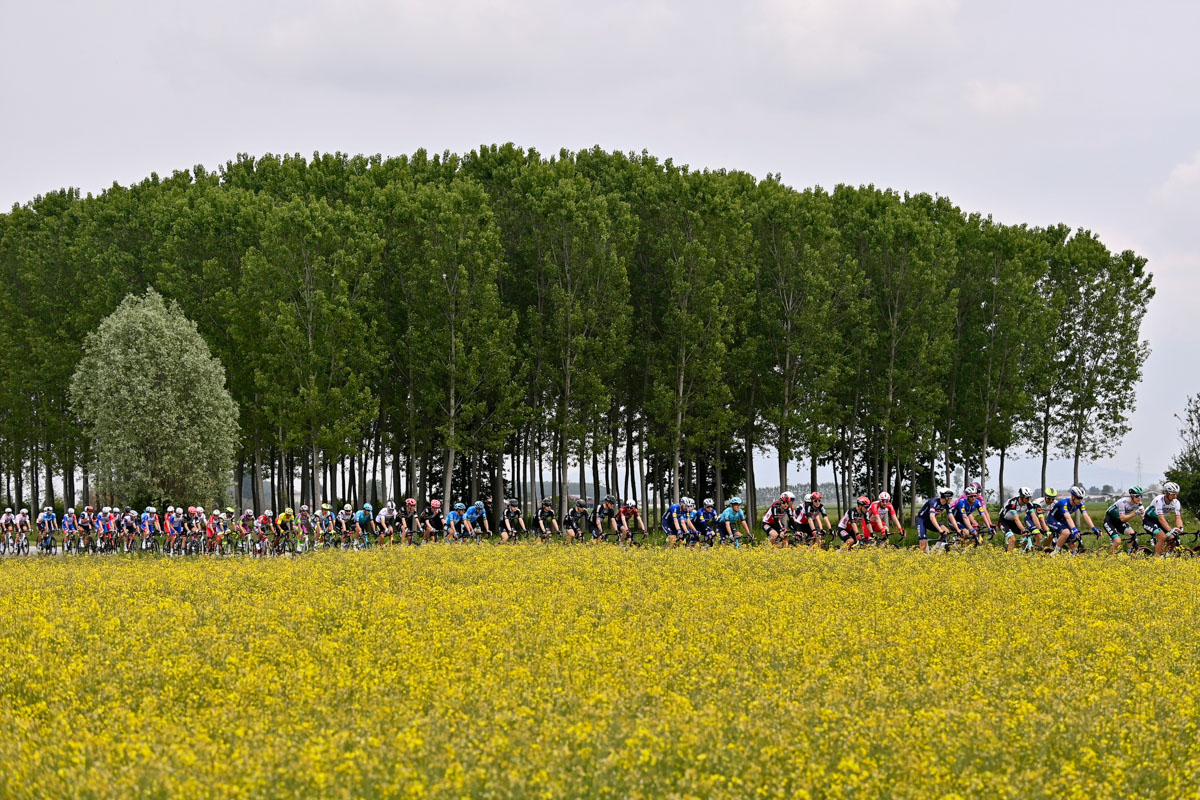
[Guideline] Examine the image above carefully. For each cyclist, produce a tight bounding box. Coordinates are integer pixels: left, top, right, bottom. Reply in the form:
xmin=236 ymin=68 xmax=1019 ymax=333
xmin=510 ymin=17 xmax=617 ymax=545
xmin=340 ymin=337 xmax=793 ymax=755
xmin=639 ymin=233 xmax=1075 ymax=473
xmin=959 ymin=481 xmax=996 ymax=535
xmin=835 ymin=496 xmax=871 ymax=548
xmin=499 ymin=498 xmax=525 ymax=543
xmin=256 ymin=510 xmax=276 ymax=555
xmin=36 ymin=505 xmax=58 ymax=553
xmin=296 ymin=504 xmax=313 ymax=546
xmin=400 ymin=498 xmax=420 ymax=544
xmin=1104 ymin=486 xmax=1144 ymax=554
xmin=718 ymin=496 xmax=752 ymax=546
xmin=314 ymin=504 xmax=335 ymax=547
xmin=1046 ymin=486 xmax=1099 ymax=554
xmin=998 ymin=487 xmax=1038 ymax=551
xmin=591 ymin=495 xmax=620 ymax=543
xmin=662 ymin=496 xmax=696 ymax=547
xmin=564 ymin=499 xmax=590 ymax=544
xmin=354 ymin=503 xmax=375 ymax=548
xmin=691 ymin=498 xmax=720 ymax=547
xmin=445 ymin=503 xmax=467 ymax=542
xmin=761 ymin=491 xmax=799 ymax=546
xmin=139 ymin=506 xmax=159 ymax=551
xmin=916 ymin=488 xmax=959 ymax=552
xmin=1144 ymin=482 xmax=1185 ymax=556
xmin=951 ymin=488 xmax=986 ymax=546
xmin=422 ymin=500 xmax=445 ymax=541
xmin=534 ymin=498 xmax=559 ymax=541
xmin=336 ymin=504 xmax=354 ymax=543
xmin=376 ymin=501 xmax=397 ymax=545
xmin=802 ymin=491 xmax=831 ymax=542
xmin=866 ymin=491 xmax=904 ymax=545
xmin=60 ymin=507 xmax=78 ymax=553
xmin=464 ymin=501 xmax=490 ymax=540
xmin=619 ymin=499 xmax=646 ymax=545
xmin=77 ymin=506 xmax=95 ymax=552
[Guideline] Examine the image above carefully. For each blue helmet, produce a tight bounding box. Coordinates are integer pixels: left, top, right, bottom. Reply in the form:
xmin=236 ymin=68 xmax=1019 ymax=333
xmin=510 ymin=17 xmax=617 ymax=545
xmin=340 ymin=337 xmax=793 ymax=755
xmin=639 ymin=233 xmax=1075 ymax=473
xmin=364 ymin=503 xmax=373 ymax=512
xmin=454 ymin=502 xmax=466 ymax=511
xmin=729 ymin=496 xmax=743 ymax=505
xmin=474 ymin=501 xmax=484 ymax=510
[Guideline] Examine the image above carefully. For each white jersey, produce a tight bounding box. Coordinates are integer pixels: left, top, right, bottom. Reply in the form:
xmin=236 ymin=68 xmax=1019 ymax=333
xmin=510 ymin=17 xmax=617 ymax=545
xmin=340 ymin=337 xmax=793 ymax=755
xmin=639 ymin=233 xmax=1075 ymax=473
xmin=1147 ymin=494 xmax=1181 ymax=519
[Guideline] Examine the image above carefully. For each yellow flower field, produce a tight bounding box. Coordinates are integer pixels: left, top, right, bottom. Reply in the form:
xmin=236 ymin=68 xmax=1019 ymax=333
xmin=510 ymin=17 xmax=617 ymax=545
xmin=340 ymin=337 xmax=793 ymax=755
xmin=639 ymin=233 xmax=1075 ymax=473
xmin=2 ymin=547 xmax=1199 ymax=799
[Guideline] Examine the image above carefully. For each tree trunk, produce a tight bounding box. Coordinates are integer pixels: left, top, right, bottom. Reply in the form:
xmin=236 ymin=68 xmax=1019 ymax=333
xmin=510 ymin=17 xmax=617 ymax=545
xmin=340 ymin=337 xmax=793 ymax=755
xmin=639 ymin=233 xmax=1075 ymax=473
xmin=1040 ymin=396 xmax=1051 ymax=495
xmin=745 ymin=428 xmax=757 ymax=523
xmin=592 ymin=440 xmax=601 ymax=501
xmin=441 ymin=446 xmax=456 ymax=511
xmin=253 ymin=449 xmax=263 ymax=513
xmin=998 ymin=443 xmax=1007 ymax=503
xmin=579 ymin=441 xmax=587 ymax=506
xmin=44 ymin=446 xmax=53 ymax=508
xmin=810 ymin=447 xmax=818 ymax=493
xmin=714 ymin=446 xmax=723 ymax=508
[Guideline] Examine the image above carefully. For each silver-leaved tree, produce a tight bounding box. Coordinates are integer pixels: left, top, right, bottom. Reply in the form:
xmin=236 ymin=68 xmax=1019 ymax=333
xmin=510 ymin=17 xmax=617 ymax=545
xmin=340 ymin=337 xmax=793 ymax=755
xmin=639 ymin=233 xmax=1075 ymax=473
xmin=69 ymin=289 xmax=239 ymax=507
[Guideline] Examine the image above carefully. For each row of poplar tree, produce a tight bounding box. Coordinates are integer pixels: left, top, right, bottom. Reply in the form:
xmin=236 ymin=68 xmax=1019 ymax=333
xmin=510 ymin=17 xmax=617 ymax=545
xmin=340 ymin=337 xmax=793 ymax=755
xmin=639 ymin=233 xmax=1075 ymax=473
xmin=0 ymin=145 xmax=1154 ymax=521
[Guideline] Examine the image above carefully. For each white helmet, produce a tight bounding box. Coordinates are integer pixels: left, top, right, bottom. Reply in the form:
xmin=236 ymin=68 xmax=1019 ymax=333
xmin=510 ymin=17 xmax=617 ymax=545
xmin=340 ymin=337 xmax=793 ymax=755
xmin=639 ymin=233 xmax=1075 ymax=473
xmin=67 ymin=507 xmax=75 ymax=514
xmin=387 ymin=500 xmax=396 ymax=510
xmin=1018 ymin=487 xmax=1033 ymax=499
xmin=681 ymin=496 xmax=694 ymax=507
xmin=1164 ymin=481 xmax=1180 ymax=494
xmin=44 ymin=506 xmax=52 ymax=512
xmin=780 ymin=491 xmax=797 ymax=503
xmin=878 ymin=491 xmax=891 ymax=503
xmin=1069 ymin=486 xmax=1085 ymax=499
xmin=803 ymin=493 xmax=813 ymax=504
xmin=101 ymin=506 xmax=110 ymax=513
xmin=147 ymin=506 xmax=156 ymax=514
xmin=196 ymin=506 xmax=205 ymax=514
xmin=20 ymin=508 xmax=28 ymax=515
xmin=343 ymin=504 xmax=352 ymax=512
xmin=166 ymin=505 xmax=175 ymax=513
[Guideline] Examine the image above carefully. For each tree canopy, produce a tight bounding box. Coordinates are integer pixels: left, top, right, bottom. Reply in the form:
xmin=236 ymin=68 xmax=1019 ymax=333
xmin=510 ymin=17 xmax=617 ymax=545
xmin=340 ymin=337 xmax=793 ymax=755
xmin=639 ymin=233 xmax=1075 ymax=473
xmin=0 ymin=146 xmax=1155 ymax=521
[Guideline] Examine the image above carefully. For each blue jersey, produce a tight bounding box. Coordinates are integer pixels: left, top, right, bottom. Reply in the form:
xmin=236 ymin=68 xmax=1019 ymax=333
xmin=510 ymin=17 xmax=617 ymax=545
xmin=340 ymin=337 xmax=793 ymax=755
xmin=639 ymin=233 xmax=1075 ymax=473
xmin=718 ymin=508 xmax=746 ymax=525
xmin=140 ymin=513 xmax=155 ymax=533
xmin=661 ymin=503 xmax=689 ymax=530
xmin=61 ymin=514 xmax=77 ymax=531
xmin=953 ymin=496 xmax=982 ymax=524
xmin=446 ymin=510 xmax=465 ymax=526
xmin=37 ymin=512 xmax=57 ymax=530
xmin=465 ymin=506 xmax=486 ymax=524
xmin=692 ymin=508 xmax=718 ymax=529
xmin=918 ymin=498 xmax=947 ymax=525
xmin=1046 ymin=498 xmax=1082 ymax=528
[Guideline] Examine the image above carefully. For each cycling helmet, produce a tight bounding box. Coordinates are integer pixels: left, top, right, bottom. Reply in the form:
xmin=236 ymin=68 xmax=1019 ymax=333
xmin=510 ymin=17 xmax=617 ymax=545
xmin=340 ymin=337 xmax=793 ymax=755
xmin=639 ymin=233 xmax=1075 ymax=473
xmin=321 ymin=503 xmax=331 ymax=511
xmin=681 ymin=497 xmax=694 ymax=507
xmin=541 ymin=498 xmax=552 ymax=507
xmin=386 ymin=500 xmax=396 ymax=510
xmin=166 ymin=505 xmax=175 ymax=513
xmin=856 ymin=495 xmax=870 ymax=507
xmin=1018 ymin=487 xmax=1032 ymax=499
xmin=811 ymin=492 xmax=822 ymax=502
xmin=1044 ymin=487 xmax=1058 ymax=499
xmin=1164 ymin=481 xmax=1180 ymax=494
xmin=729 ymin=496 xmax=742 ymax=505
xmin=878 ymin=491 xmax=891 ymax=503
xmin=474 ymin=501 xmax=484 ymax=510
xmin=85 ymin=506 xmax=93 ymax=513
xmin=703 ymin=498 xmax=714 ymax=508
xmin=243 ymin=509 xmax=253 ymax=516
xmin=300 ymin=505 xmax=309 ymax=512
xmin=406 ymin=498 xmax=417 ymax=507
xmin=575 ymin=498 xmax=586 ymax=508
xmin=1128 ymin=486 xmax=1143 ymax=497
xmin=44 ymin=506 xmax=52 ymax=512
xmin=67 ymin=507 xmax=75 ymax=514
xmin=343 ymin=504 xmax=352 ymax=512
xmin=188 ymin=506 xmax=197 ymax=515
xmin=2 ymin=508 xmax=9 ymax=514
xmin=146 ymin=506 xmax=156 ymax=514
xmin=431 ymin=499 xmax=442 ymax=509
xmin=938 ymin=487 xmax=954 ymax=500
xmin=285 ymin=507 xmax=293 ymax=515
xmin=627 ymin=500 xmax=638 ymax=509
xmin=508 ymin=498 xmax=519 ymax=507
xmin=364 ymin=503 xmax=373 ymax=512
xmin=264 ymin=509 xmax=273 ymax=517
xmin=20 ymin=508 xmax=28 ymax=515
xmin=1069 ymin=486 xmax=1085 ymax=499
xmin=968 ymin=480 xmax=982 ymax=493
xmin=196 ymin=506 xmax=205 ymax=515
xmin=780 ymin=491 xmax=796 ymax=503
xmin=454 ymin=503 xmax=466 ymax=511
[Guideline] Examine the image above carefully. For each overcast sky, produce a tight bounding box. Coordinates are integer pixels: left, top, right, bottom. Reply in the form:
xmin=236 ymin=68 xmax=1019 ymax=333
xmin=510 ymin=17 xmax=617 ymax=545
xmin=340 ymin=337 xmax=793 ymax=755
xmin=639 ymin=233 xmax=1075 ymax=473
xmin=3 ymin=0 xmax=1197 ymax=492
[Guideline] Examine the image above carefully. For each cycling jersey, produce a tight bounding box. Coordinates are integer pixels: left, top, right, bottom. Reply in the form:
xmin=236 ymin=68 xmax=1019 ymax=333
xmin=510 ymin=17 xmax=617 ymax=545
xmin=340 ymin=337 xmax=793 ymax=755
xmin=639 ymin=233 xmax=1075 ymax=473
xmin=536 ymin=507 xmax=556 ymax=531
xmin=277 ymin=512 xmax=295 ymax=528
xmin=620 ymin=505 xmax=640 ymax=526
xmin=565 ymin=507 xmax=589 ymax=530
xmin=718 ymin=507 xmax=746 ymax=526
xmin=61 ymin=514 xmax=77 ymax=532
xmin=661 ymin=503 xmax=688 ymax=532
xmin=1142 ymin=494 xmax=1181 ymax=534
xmin=692 ymin=508 xmax=718 ymax=529
xmin=952 ymin=496 xmax=983 ymax=527
xmin=803 ymin=500 xmax=828 ymax=522
xmin=36 ymin=511 xmax=57 ymax=531
xmin=916 ymin=498 xmax=948 ymax=542
xmin=868 ymin=501 xmax=896 ymax=522
xmin=445 ymin=510 xmax=465 ymax=529
xmin=501 ymin=507 xmax=523 ymax=529
xmin=999 ymin=497 xmax=1033 ymax=521
xmin=1046 ymin=498 xmax=1084 ymax=535
xmin=464 ymin=507 xmax=486 ymax=527
xmin=593 ymin=503 xmax=618 ymax=529
xmin=422 ymin=509 xmax=444 ymax=531
xmin=316 ymin=513 xmax=334 ymax=531
xmin=760 ymin=501 xmax=796 ymax=531
xmin=837 ymin=507 xmax=867 ymax=540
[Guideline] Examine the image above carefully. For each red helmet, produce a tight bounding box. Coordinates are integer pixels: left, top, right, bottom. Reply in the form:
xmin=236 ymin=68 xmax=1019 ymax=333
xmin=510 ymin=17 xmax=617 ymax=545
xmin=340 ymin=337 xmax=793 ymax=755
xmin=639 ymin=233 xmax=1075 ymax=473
xmin=430 ymin=499 xmax=442 ymax=509
xmin=405 ymin=498 xmax=417 ymax=507
xmin=811 ymin=492 xmax=822 ymax=502
xmin=856 ymin=496 xmax=870 ymax=507
xmin=780 ymin=491 xmax=797 ymax=504
xmin=187 ymin=506 xmax=197 ymax=515
xmin=85 ymin=506 xmax=94 ymax=513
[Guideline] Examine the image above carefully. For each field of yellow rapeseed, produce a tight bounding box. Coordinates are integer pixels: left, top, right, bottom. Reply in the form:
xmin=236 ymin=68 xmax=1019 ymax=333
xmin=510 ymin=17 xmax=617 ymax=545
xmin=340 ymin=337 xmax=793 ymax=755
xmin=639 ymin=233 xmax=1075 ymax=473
xmin=2 ymin=547 xmax=1199 ymax=798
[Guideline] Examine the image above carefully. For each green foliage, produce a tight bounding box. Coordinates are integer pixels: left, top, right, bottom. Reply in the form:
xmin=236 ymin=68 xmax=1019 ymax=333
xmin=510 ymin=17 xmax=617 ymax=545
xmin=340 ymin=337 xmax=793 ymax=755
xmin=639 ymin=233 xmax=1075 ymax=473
xmin=0 ymin=147 xmax=1158 ymax=510
xmin=69 ymin=290 xmax=239 ymax=505
xmin=1166 ymin=395 xmax=1200 ymax=511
